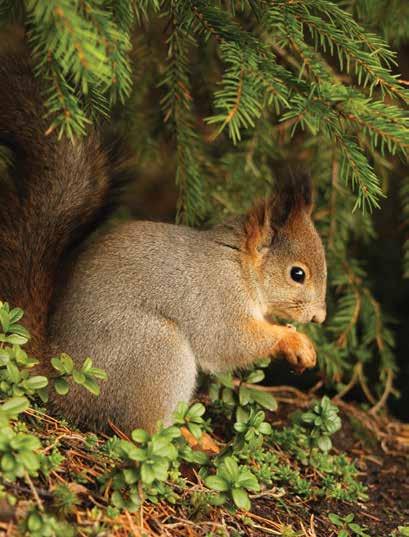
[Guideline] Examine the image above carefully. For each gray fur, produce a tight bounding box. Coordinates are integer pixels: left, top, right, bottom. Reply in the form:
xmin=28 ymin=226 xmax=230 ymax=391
xmin=0 ymin=30 xmax=327 ymax=435
xmin=50 ymin=219 xmax=326 ymax=433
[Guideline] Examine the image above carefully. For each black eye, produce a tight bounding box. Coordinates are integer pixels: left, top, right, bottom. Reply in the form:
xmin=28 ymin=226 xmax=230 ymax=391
xmin=290 ymin=266 xmax=305 ymax=283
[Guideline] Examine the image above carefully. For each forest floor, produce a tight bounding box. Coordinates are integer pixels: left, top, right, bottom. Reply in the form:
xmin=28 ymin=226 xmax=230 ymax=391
xmin=248 ymin=395 xmax=409 ymax=537
xmin=0 ymin=387 xmax=408 ymax=537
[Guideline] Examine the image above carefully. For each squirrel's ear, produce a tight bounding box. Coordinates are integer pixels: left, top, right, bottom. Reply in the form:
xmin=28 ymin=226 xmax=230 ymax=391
xmin=271 ymin=171 xmax=313 ymax=226
xmin=243 ymin=199 xmax=275 ymax=255
xmin=243 ymin=172 xmax=313 ymax=254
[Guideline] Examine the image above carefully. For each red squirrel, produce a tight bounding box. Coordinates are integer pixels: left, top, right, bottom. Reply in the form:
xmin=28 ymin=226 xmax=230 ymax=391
xmin=0 ymin=35 xmax=326 ymax=433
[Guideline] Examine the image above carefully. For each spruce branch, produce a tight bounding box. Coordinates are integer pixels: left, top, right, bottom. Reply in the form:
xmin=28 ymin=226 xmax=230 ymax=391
xmin=24 ymin=0 xmax=134 ymax=138
xmin=284 ymin=2 xmax=408 ymax=102
xmin=160 ymin=0 xmax=205 ymax=224
xmin=133 ymin=0 xmax=160 ymax=25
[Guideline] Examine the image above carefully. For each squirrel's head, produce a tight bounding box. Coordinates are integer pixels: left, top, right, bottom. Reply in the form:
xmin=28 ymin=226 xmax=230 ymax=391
xmin=243 ymin=173 xmax=327 ymax=324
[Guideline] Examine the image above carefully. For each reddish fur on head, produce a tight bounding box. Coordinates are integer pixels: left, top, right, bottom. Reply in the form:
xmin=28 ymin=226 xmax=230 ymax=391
xmin=244 ymin=172 xmax=313 ymax=254
xmin=242 ymin=172 xmax=326 ymax=325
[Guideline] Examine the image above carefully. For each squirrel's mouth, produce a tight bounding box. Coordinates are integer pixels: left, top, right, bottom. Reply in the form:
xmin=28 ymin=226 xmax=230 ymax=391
xmin=265 ymin=313 xmax=295 ymax=328
xmin=266 ymin=304 xmax=314 ymax=324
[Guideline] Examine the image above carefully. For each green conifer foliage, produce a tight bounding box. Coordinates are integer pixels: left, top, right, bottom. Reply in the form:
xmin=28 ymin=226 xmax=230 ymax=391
xmin=0 ymin=0 xmax=408 ymax=406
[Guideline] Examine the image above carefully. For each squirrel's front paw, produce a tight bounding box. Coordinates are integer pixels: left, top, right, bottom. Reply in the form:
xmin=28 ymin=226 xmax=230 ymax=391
xmin=276 ymin=331 xmax=317 ymax=373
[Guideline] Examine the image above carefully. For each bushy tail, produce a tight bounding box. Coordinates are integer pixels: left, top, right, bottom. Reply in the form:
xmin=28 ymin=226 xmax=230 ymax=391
xmin=0 ymin=33 xmax=129 ymax=356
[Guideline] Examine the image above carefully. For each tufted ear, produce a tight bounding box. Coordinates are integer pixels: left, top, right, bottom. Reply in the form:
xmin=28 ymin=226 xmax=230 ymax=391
xmin=243 ymin=172 xmax=313 ymax=254
xmin=271 ymin=171 xmax=313 ymax=227
xmin=243 ymin=199 xmax=273 ymax=255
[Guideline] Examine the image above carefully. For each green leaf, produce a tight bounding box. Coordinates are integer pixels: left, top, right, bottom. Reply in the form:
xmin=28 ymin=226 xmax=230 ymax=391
xmin=9 ymin=308 xmax=24 ymax=324
xmin=216 ymin=372 xmax=234 ymax=388
xmin=301 ymin=411 xmax=317 ymax=424
xmin=24 ymin=376 xmax=48 ymax=391
xmin=141 ymin=462 xmax=156 ymax=485
xmin=255 ymin=358 xmax=271 ymax=368
xmin=5 ymin=334 xmax=28 ymax=345
xmin=37 ymin=388 xmax=49 ymax=403
xmin=82 ymin=377 xmax=100 ymax=396
xmin=82 ymin=357 xmax=93 ymax=372
xmin=231 ymin=487 xmax=251 ymax=511
xmin=6 ymin=362 xmax=21 ymax=383
xmin=153 ymin=442 xmax=177 ymax=460
xmin=0 ymin=349 xmax=10 ymax=364
xmin=188 ymin=423 xmax=202 ymax=439
xmin=27 ymin=512 xmax=43 ymax=531
xmin=124 ymin=446 xmax=147 ymax=462
xmin=19 ymin=450 xmax=40 ymax=472
xmin=10 ymin=324 xmax=30 ymax=339
xmin=123 ymin=467 xmax=139 ymax=485
xmin=234 ymin=422 xmax=246 ymax=433
xmin=131 ymin=429 xmax=149 ymax=444
xmin=317 ymin=436 xmax=332 ymax=452
xmin=1 ymin=397 xmax=29 ymax=416
xmin=0 ymin=309 xmax=9 ymax=332
xmin=220 ymin=457 xmax=239 ymax=483
xmin=258 ymin=422 xmax=272 ymax=435
xmin=205 ymin=475 xmax=229 ymax=492
xmin=328 ymin=513 xmax=341 ymax=525
xmin=54 ymin=377 xmax=69 ymax=396
xmin=209 ymin=383 xmax=220 ymax=401
xmin=236 ymin=406 xmax=249 ymax=423
xmin=72 ymin=370 xmax=86 ymax=385
xmin=237 ymin=471 xmax=260 ymax=491
xmin=111 ymin=490 xmax=125 ymax=508
xmin=186 ymin=402 xmax=205 ymax=420
xmin=160 ymin=426 xmax=181 ymax=440
xmin=239 ymin=386 xmax=251 ymax=406
xmin=151 ymin=435 xmax=171 ymax=455
xmin=89 ymin=367 xmax=107 ymax=380
xmin=189 ymin=450 xmax=208 ymax=465
xmin=248 ymin=389 xmax=278 ymax=410
xmin=321 ymin=396 xmax=331 ymax=410
xmin=10 ymin=434 xmax=41 ymax=451
xmin=14 ymin=346 xmax=29 ymax=365
xmin=1 ymin=453 xmax=15 ymax=472
xmin=348 ymin=523 xmax=369 ymax=536
xmin=174 ymin=401 xmax=189 ymax=419
xmin=222 ymin=387 xmax=235 ymax=404
xmin=60 ymin=354 xmax=74 ymax=374
xmin=152 ymin=459 xmax=169 ymax=481
xmin=209 ymin=492 xmax=227 ymax=506
xmin=51 ymin=357 xmax=64 ymax=373
xmin=245 ymin=370 xmax=265 ymax=384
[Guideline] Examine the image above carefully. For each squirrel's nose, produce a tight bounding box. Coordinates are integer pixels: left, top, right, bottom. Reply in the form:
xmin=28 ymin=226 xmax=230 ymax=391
xmin=311 ymin=307 xmax=326 ymax=324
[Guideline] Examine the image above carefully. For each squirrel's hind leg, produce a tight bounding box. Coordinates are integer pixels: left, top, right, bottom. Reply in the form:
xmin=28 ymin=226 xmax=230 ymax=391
xmin=118 ymin=318 xmax=198 ymax=434
xmin=49 ymin=312 xmax=198 ymax=435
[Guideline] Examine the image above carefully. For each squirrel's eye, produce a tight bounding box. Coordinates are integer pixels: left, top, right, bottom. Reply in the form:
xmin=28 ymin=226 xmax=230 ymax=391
xmin=290 ymin=266 xmax=305 ymax=283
